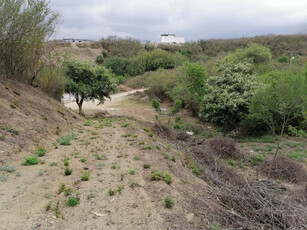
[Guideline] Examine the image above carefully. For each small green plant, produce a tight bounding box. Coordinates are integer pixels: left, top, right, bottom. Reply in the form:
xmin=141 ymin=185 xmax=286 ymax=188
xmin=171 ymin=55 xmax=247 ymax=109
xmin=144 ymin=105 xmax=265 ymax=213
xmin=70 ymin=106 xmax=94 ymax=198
xmin=97 ymin=163 xmax=105 ymax=170
xmin=286 ymin=151 xmax=306 ymax=162
xmin=121 ymin=123 xmax=129 ymax=128
xmin=38 ymin=170 xmax=44 ymax=176
xmin=9 ymin=128 xmax=19 ymax=135
xmin=64 ymin=159 xmax=69 ymax=166
xmin=64 ymin=187 xmax=72 ymax=196
xmin=129 ymin=180 xmax=139 ymax=188
xmin=150 ymin=171 xmax=173 ymax=184
xmin=0 ymin=135 xmax=5 ymax=140
xmin=102 ymin=154 xmax=108 ymax=160
xmin=50 ymin=162 xmax=57 ymax=166
xmin=121 ymin=133 xmax=131 ymax=138
xmin=225 ymin=159 xmax=236 ymax=167
xmin=41 ymin=114 xmax=48 ymax=121
xmin=36 ymin=147 xmax=47 ymax=157
xmin=56 ymin=126 xmax=61 ymax=135
xmin=111 ymin=163 xmax=118 ymax=169
xmin=133 ymin=156 xmax=140 ymax=161
xmin=152 ymin=99 xmax=161 ymax=112
xmin=64 ymin=167 xmax=72 ymax=176
xmin=143 ymin=163 xmax=151 ymax=169
xmin=108 ymin=189 xmax=115 ymax=196
xmin=148 ymin=131 xmax=153 ymax=137
xmin=142 ymin=127 xmax=150 ymax=133
xmin=142 ymin=145 xmax=153 ymax=150
xmin=15 ymin=171 xmax=21 ymax=177
xmin=250 ymin=154 xmax=265 ymax=166
xmin=286 ymin=141 xmax=302 ymax=148
xmin=66 ymin=196 xmax=80 ymax=207
xmin=164 ymin=196 xmax=174 ymax=209
xmin=54 ymin=202 xmax=62 ymax=218
xmin=83 ymin=120 xmax=93 ymax=126
xmin=22 ymin=156 xmax=39 ymax=166
xmin=117 ymin=185 xmax=125 ymax=194
xmin=129 ymin=169 xmax=136 ymax=175
xmin=80 ymin=158 xmax=86 ymax=163
xmin=0 ymin=174 xmax=8 ymax=181
xmin=58 ymin=133 xmax=77 ymax=146
xmin=81 ymin=170 xmax=90 ymax=181
xmin=0 ymin=164 xmax=15 ymax=173
xmin=45 ymin=201 xmax=52 ymax=211
xmin=58 ymin=183 xmax=66 ymax=194
xmin=93 ymin=153 xmax=102 ymax=160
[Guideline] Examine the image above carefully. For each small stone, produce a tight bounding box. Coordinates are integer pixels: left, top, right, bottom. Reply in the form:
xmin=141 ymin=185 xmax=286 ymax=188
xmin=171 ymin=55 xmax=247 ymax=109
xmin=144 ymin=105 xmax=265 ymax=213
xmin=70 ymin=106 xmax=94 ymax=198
xmin=186 ymin=213 xmax=195 ymax=224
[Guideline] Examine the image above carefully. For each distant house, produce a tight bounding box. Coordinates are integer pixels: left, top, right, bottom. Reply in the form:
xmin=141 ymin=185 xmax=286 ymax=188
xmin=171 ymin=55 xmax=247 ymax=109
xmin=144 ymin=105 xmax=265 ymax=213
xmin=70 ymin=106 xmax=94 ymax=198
xmin=160 ymin=34 xmax=185 ymax=44
xmin=63 ymin=38 xmax=93 ymax=44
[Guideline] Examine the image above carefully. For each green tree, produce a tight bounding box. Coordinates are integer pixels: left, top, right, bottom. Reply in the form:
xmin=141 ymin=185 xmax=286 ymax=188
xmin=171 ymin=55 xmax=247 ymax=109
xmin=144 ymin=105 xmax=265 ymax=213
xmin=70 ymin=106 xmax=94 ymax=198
xmin=199 ymin=62 xmax=256 ymax=135
xmin=0 ymin=0 xmax=58 ymax=80
xmin=249 ymin=71 xmax=305 ymax=158
xmin=104 ymin=57 xmax=127 ymax=76
xmin=169 ymin=63 xmax=207 ymax=115
xmin=64 ymin=59 xmax=116 ymax=114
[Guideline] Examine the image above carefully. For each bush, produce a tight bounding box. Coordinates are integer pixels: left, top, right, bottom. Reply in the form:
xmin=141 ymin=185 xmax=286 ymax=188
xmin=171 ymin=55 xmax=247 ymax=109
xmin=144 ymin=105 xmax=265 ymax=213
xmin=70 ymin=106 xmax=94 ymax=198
xmin=164 ymin=196 xmax=174 ymax=208
xmin=150 ymin=171 xmax=173 ymax=184
xmin=66 ymin=196 xmax=79 ymax=207
xmin=80 ymin=170 xmax=90 ymax=181
xmin=36 ymin=147 xmax=47 ymax=157
xmin=22 ymin=156 xmax=39 ymax=166
xmin=199 ymin=62 xmax=256 ymax=134
xmin=104 ymin=56 xmax=127 ymax=76
xmin=95 ymin=55 xmax=104 ymax=64
xmin=277 ymin=55 xmax=290 ymax=63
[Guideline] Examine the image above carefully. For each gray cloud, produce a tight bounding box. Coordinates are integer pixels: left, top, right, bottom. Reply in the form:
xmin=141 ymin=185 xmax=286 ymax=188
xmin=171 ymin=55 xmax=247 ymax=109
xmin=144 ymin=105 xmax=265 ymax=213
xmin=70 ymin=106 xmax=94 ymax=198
xmin=50 ymin=0 xmax=307 ymax=41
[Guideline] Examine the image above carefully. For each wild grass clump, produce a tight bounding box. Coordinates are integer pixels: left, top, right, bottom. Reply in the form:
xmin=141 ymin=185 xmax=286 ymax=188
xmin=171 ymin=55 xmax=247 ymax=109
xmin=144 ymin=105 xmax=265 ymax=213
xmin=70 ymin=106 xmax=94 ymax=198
xmin=0 ymin=164 xmax=15 ymax=173
xmin=150 ymin=171 xmax=173 ymax=184
xmin=129 ymin=169 xmax=136 ymax=175
xmin=66 ymin=196 xmax=80 ymax=207
xmin=80 ymin=170 xmax=90 ymax=181
xmin=143 ymin=163 xmax=151 ymax=169
xmin=0 ymin=174 xmax=8 ymax=181
xmin=164 ymin=196 xmax=174 ymax=208
xmin=286 ymin=151 xmax=306 ymax=163
xmin=22 ymin=156 xmax=39 ymax=166
xmin=36 ymin=147 xmax=47 ymax=157
xmin=64 ymin=167 xmax=72 ymax=176
xmin=250 ymin=154 xmax=266 ymax=166
xmin=58 ymin=133 xmax=77 ymax=146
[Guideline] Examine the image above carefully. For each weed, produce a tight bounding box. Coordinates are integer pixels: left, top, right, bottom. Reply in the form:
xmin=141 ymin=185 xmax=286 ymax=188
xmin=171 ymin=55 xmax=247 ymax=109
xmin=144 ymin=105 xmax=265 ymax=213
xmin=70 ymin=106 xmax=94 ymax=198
xmin=148 ymin=131 xmax=153 ymax=137
xmin=9 ymin=128 xmax=19 ymax=135
xmin=143 ymin=163 xmax=151 ymax=169
xmin=13 ymin=90 xmax=20 ymax=96
xmin=66 ymin=196 xmax=80 ymax=207
xmin=0 ymin=174 xmax=8 ymax=181
xmin=64 ymin=188 xmax=72 ymax=196
xmin=111 ymin=163 xmax=118 ymax=169
xmin=120 ymin=174 xmax=124 ymax=181
xmin=41 ymin=114 xmax=48 ymax=121
xmin=45 ymin=201 xmax=52 ymax=211
xmin=167 ymin=163 xmax=173 ymax=172
xmin=142 ymin=145 xmax=153 ymax=150
xmin=22 ymin=156 xmax=39 ymax=166
xmin=54 ymin=202 xmax=62 ymax=218
xmin=81 ymin=170 xmax=90 ymax=181
xmin=0 ymin=135 xmax=5 ymax=140
xmin=58 ymin=183 xmax=66 ymax=194
xmin=286 ymin=151 xmax=306 ymax=163
xmin=250 ymin=154 xmax=266 ymax=166
xmin=93 ymin=153 xmax=102 ymax=160
xmin=102 ymin=154 xmax=108 ymax=160
xmin=50 ymin=162 xmax=57 ymax=166
xmin=121 ymin=133 xmax=131 ymax=138
xmin=80 ymin=158 xmax=86 ymax=163
xmin=36 ymin=147 xmax=47 ymax=157
xmin=129 ymin=180 xmax=139 ymax=188
xmin=83 ymin=120 xmax=93 ymax=126
xmin=225 ymin=159 xmax=236 ymax=167
xmin=117 ymin=185 xmax=125 ymax=194
xmin=121 ymin=123 xmax=129 ymax=128
xmin=237 ymin=135 xmax=277 ymax=143
xmin=164 ymin=196 xmax=174 ymax=209
xmin=65 ymin=167 xmax=72 ymax=176
xmin=286 ymin=141 xmax=302 ymax=148
xmin=133 ymin=156 xmax=140 ymax=161
xmin=0 ymin=164 xmax=15 ymax=173
xmin=38 ymin=170 xmax=44 ymax=176
xmin=143 ymin=127 xmax=150 ymax=133
xmin=150 ymin=171 xmax=173 ymax=185
xmin=15 ymin=171 xmax=21 ymax=177
xmin=64 ymin=159 xmax=69 ymax=166
xmin=108 ymin=189 xmax=115 ymax=196
xmin=129 ymin=169 xmax=136 ymax=175
xmin=139 ymin=141 xmax=145 ymax=145
xmin=10 ymin=100 xmax=19 ymax=109
xmin=97 ymin=163 xmax=105 ymax=170
xmin=58 ymin=133 xmax=77 ymax=145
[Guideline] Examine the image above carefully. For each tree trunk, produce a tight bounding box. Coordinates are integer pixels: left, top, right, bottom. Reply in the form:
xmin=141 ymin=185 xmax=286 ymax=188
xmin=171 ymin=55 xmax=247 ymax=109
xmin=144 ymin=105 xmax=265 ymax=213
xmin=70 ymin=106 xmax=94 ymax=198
xmin=76 ymin=96 xmax=84 ymax=115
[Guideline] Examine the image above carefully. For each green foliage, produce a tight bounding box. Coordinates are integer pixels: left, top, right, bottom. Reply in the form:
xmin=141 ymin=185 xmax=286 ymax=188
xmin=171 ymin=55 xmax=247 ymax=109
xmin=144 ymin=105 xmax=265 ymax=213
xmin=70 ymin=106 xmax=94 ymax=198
xmin=224 ymin=43 xmax=272 ymax=66
xmin=129 ymin=169 xmax=136 ymax=175
xmin=172 ymin=100 xmax=182 ymax=115
xmin=277 ymin=56 xmax=290 ymax=63
xmin=64 ymin=159 xmax=69 ymax=166
xmin=164 ymin=196 xmax=174 ymax=209
xmin=108 ymin=189 xmax=115 ymax=196
xmin=58 ymin=133 xmax=76 ymax=146
xmin=64 ymin=59 xmax=116 ymax=114
xmin=80 ymin=158 xmax=86 ymax=163
xmin=149 ymin=171 xmax=173 ymax=184
xmin=249 ymin=71 xmax=305 ymax=136
xmin=104 ymin=56 xmax=127 ymax=76
xmin=0 ymin=0 xmax=58 ymax=80
xmin=95 ymin=54 xmax=104 ymax=64
xmin=80 ymin=170 xmax=90 ymax=181
xmin=250 ymin=154 xmax=265 ymax=166
xmin=286 ymin=151 xmax=306 ymax=163
xmin=64 ymin=167 xmax=72 ymax=176
xmin=22 ymin=156 xmax=39 ymax=166
xmin=0 ymin=164 xmax=15 ymax=173
xmin=127 ymin=50 xmax=184 ymax=76
xmin=36 ymin=147 xmax=47 ymax=157
xmin=143 ymin=163 xmax=151 ymax=169
xmin=200 ymin=62 xmax=256 ymax=134
xmin=66 ymin=196 xmax=79 ymax=207
xmin=152 ymin=99 xmax=161 ymax=113
xmin=288 ymin=125 xmax=306 ymax=137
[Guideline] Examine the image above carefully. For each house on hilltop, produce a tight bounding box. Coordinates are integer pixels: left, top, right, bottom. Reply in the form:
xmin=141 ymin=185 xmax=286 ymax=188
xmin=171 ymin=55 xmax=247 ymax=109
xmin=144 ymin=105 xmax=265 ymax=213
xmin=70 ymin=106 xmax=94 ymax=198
xmin=63 ymin=38 xmax=94 ymax=44
xmin=160 ymin=34 xmax=185 ymax=44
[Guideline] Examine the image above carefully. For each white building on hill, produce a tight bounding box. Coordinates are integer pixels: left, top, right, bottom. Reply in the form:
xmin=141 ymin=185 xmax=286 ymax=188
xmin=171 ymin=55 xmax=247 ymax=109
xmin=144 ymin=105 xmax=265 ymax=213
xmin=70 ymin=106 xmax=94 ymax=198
xmin=160 ymin=34 xmax=185 ymax=44
xmin=63 ymin=38 xmax=93 ymax=44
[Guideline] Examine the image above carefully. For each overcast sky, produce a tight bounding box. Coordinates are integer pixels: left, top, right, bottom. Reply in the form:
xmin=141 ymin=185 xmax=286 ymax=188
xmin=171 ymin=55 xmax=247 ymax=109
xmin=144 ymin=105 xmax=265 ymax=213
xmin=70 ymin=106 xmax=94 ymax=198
xmin=50 ymin=0 xmax=307 ymax=42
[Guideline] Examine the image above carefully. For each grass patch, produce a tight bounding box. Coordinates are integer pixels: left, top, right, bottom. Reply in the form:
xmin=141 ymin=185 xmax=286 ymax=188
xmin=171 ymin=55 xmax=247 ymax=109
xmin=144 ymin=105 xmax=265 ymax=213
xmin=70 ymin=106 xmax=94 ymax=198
xmin=108 ymin=189 xmax=115 ymax=196
xmin=250 ymin=154 xmax=266 ymax=166
xmin=58 ymin=133 xmax=77 ymax=146
xmin=64 ymin=159 xmax=69 ymax=166
xmin=286 ymin=141 xmax=302 ymax=148
xmin=80 ymin=170 xmax=90 ymax=181
xmin=129 ymin=180 xmax=139 ymax=188
xmin=93 ymin=153 xmax=102 ymax=160
xmin=150 ymin=171 xmax=173 ymax=184
xmin=121 ymin=133 xmax=131 ymax=138
xmin=66 ymin=196 xmax=80 ymax=207
xmin=22 ymin=156 xmax=39 ymax=166
xmin=129 ymin=169 xmax=136 ymax=175
xmin=164 ymin=196 xmax=174 ymax=209
xmin=97 ymin=163 xmax=105 ymax=170
xmin=0 ymin=174 xmax=8 ymax=181
xmin=64 ymin=167 xmax=72 ymax=176
xmin=237 ymin=135 xmax=277 ymax=143
xmin=0 ymin=135 xmax=5 ymax=140
xmin=80 ymin=158 xmax=86 ymax=163
xmin=83 ymin=120 xmax=93 ymax=126
xmin=121 ymin=123 xmax=129 ymax=128
xmin=36 ymin=147 xmax=47 ymax=157
xmin=142 ymin=145 xmax=153 ymax=150
xmin=133 ymin=156 xmax=140 ymax=161
xmin=0 ymin=164 xmax=15 ymax=173
xmin=143 ymin=163 xmax=151 ymax=169
xmin=286 ymin=151 xmax=306 ymax=163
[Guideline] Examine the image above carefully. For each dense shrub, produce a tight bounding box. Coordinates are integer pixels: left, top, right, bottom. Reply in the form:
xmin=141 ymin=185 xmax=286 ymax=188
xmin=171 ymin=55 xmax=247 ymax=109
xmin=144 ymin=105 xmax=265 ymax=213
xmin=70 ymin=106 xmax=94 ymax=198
xmin=104 ymin=57 xmax=127 ymax=76
xmin=277 ymin=55 xmax=290 ymax=63
xmin=95 ymin=55 xmax=104 ymax=64
xmin=199 ymin=62 xmax=256 ymax=134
